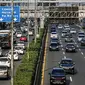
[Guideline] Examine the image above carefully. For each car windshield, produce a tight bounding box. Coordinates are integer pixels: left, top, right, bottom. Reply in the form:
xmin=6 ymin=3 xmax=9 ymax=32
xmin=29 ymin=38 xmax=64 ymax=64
xmin=51 ymin=32 xmax=57 ymax=34
xmin=0 ymin=67 xmax=7 ymax=70
xmin=78 ymin=35 xmax=85 ymax=38
xmin=62 ymin=31 xmax=67 ymax=33
xmin=61 ymin=60 xmax=73 ymax=64
xmin=52 ymin=69 xmax=64 ymax=75
xmin=78 ymin=33 xmax=85 ymax=35
xmin=66 ymin=44 xmax=75 ymax=47
xmin=51 ymin=38 xmax=58 ymax=41
xmin=51 ymin=43 xmax=57 ymax=46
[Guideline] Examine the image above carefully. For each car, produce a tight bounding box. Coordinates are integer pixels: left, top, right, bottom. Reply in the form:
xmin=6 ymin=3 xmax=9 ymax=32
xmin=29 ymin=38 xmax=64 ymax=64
xmin=50 ymin=38 xmax=60 ymax=45
xmin=29 ymin=30 xmax=33 ymax=36
xmin=16 ymin=31 xmax=22 ymax=38
xmin=49 ymin=68 xmax=66 ymax=85
xmin=49 ymin=42 xmax=59 ymax=51
xmin=65 ymin=43 xmax=76 ymax=52
xmin=59 ymin=58 xmax=75 ymax=74
xmin=61 ymin=31 xmax=67 ymax=37
xmin=16 ymin=41 xmax=25 ymax=49
xmin=14 ymin=47 xmax=24 ymax=54
xmin=58 ymin=24 xmax=63 ymax=29
xmin=0 ymin=57 xmax=10 ymax=68
xmin=20 ymin=35 xmax=27 ymax=42
xmin=65 ymin=37 xmax=73 ymax=42
xmin=80 ymin=38 xmax=85 ymax=46
xmin=64 ymin=24 xmax=69 ymax=28
xmin=50 ymin=32 xmax=58 ymax=38
xmin=50 ymin=27 xmax=56 ymax=33
xmin=7 ymin=51 xmax=19 ymax=61
xmin=70 ymin=28 xmax=76 ymax=34
xmin=0 ymin=66 xmax=9 ymax=79
xmin=78 ymin=35 xmax=85 ymax=42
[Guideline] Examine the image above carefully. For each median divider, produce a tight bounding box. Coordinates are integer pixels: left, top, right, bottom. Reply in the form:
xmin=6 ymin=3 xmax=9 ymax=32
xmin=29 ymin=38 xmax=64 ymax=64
xmin=14 ymin=27 xmax=48 ymax=85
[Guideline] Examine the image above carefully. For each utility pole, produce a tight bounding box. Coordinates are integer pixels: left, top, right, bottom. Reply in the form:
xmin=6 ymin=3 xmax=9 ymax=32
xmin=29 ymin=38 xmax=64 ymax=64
xmin=34 ymin=0 xmax=37 ymax=43
xmin=11 ymin=0 xmax=14 ymax=85
xmin=27 ymin=0 xmax=29 ymax=59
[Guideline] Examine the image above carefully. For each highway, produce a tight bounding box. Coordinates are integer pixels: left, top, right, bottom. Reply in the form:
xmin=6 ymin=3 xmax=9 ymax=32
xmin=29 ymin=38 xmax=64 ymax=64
xmin=43 ymin=24 xmax=85 ymax=85
xmin=0 ymin=35 xmax=33 ymax=85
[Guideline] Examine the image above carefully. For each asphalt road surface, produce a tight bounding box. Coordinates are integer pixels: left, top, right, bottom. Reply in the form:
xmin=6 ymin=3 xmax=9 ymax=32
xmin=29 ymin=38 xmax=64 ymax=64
xmin=43 ymin=24 xmax=85 ymax=85
xmin=0 ymin=35 xmax=33 ymax=85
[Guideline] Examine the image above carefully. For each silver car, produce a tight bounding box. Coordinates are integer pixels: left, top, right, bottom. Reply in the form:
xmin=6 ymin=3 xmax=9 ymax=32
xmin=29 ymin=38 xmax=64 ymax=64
xmin=0 ymin=66 xmax=9 ymax=79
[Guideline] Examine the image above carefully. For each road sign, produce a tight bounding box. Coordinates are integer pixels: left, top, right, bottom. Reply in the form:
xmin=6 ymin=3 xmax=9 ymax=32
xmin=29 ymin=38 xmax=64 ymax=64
xmin=0 ymin=6 xmax=20 ymax=22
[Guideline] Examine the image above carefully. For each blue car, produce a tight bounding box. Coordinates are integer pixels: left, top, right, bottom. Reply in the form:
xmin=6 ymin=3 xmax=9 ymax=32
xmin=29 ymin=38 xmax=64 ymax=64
xmin=59 ymin=58 xmax=75 ymax=74
xmin=49 ymin=68 xmax=66 ymax=85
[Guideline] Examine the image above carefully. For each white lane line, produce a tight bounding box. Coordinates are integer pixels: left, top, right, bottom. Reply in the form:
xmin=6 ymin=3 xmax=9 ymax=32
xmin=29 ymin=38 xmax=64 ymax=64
xmin=62 ymin=48 xmax=64 ymax=51
xmin=64 ymin=56 xmax=66 ymax=59
xmin=77 ymin=45 xmax=79 ymax=47
xmin=61 ymin=45 xmax=63 ymax=48
xmin=79 ymin=49 xmax=81 ymax=51
xmin=63 ymin=52 xmax=65 ymax=55
xmin=81 ymin=52 xmax=84 ymax=55
xmin=70 ymin=76 xmax=72 ymax=82
xmin=84 ymin=57 xmax=85 ymax=58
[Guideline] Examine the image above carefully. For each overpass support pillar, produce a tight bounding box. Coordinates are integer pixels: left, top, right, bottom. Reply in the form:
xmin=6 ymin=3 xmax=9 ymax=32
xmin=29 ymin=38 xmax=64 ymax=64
xmin=40 ymin=16 xmax=44 ymax=28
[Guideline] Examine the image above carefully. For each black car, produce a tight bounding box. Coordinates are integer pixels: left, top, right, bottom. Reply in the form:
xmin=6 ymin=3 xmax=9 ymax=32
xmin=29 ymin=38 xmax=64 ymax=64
xmin=49 ymin=42 xmax=59 ymax=51
xmin=49 ymin=68 xmax=66 ymax=85
xmin=65 ymin=43 xmax=76 ymax=52
xmin=80 ymin=38 xmax=85 ymax=46
xmin=59 ymin=58 xmax=75 ymax=74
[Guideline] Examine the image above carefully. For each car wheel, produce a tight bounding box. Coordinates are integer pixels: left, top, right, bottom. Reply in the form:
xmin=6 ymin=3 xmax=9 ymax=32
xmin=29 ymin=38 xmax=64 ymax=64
xmin=63 ymin=82 xmax=66 ymax=85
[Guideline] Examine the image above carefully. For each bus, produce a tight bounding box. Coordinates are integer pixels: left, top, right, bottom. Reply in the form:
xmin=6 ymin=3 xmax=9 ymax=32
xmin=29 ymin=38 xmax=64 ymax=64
xmin=0 ymin=30 xmax=11 ymax=48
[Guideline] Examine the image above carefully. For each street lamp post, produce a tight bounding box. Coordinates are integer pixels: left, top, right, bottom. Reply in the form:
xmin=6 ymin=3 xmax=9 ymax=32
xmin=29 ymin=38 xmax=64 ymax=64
xmin=34 ymin=0 xmax=37 ymax=43
xmin=27 ymin=0 xmax=29 ymax=59
xmin=11 ymin=0 xmax=14 ymax=85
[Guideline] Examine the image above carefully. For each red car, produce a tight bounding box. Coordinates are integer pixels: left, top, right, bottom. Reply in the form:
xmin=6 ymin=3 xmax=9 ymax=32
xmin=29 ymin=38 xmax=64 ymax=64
xmin=20 ymin=36 xmax=27 ymax=42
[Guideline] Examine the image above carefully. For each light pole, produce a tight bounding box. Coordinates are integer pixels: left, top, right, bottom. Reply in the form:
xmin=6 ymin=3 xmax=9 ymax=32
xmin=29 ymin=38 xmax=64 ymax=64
xmin=11 ymin=0 xmax=14 ymax=85
xmin=34 ymin=0 xmax=37 ymax=43
xmin=27 ymin=0 xmax=29 ymax=59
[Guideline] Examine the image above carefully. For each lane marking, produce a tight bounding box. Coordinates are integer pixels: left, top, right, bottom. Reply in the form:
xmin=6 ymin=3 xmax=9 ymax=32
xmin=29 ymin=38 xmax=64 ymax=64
xmin=41 ymin=32 xmax=48 ymax=85
xmin=63 ymin=52 xmax=65 ymax=55
xmin=81 ymin=52 xmax=84 ymax=55
xmin=79 ymin=49 xmax=81 ymax=51
xmin=77 ymin=45 xmax=79 ymax=47
xmin=61 ymin=45 xmax=63 ymax=48
xmin=64 ymin=56 xmax=66 ymax=59
xmin=84 ymin=57 xmax=85 ymax=58
xmin=62 ymin=48 xmax=64 ymax=51
xmin=70 ymin=76 xmax=72 ymax=82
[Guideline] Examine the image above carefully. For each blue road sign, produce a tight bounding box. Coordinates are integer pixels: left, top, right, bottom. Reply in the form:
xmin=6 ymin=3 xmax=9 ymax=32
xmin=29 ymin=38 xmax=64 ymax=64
xmin=0 ymin=6 xmax=20 ymax=22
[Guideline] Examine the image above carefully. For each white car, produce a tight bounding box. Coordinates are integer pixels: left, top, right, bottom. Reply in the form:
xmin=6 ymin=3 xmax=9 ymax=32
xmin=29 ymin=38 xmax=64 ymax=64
xmin=16 ymin=43 xmax=25 ymax=49
xmin=16 ymin=32 xmax=22 ymax=38
xmin=61 ymin=31 xmax=67 ymax=37
xmin=58 ymin=25 xmax=63 ymax=29
xmin=50 ymin=32 xmax=58 ymax=38
xmin=64 ymin=24 xmax=69 ymax=28
xmin=0 ymin=66 xmax=9 ymax=78
xmin=7 ymin=51 xmax=19 ymax=61
xmin=14 ymin=47 xmax=24 ymax=54
xmin=78 ymin=35 xmax=85 ymax=42
xmin=29 ymin=31 xmax=33 ymax=36
xmin=70 ymin=28 xmax=76 ymax=34
xmin=0 ymin=57 xmax=10 ymax=68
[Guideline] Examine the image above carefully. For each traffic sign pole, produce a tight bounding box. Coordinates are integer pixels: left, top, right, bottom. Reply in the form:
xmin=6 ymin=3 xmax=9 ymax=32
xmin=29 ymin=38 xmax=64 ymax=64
xmin=11 ymin=0 xmax=14 ymax=85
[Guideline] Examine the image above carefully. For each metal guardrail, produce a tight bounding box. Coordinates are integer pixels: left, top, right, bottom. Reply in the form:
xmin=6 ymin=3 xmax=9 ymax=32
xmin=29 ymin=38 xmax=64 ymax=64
xmin=33 ymin=27 xmax=47 ymax=85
